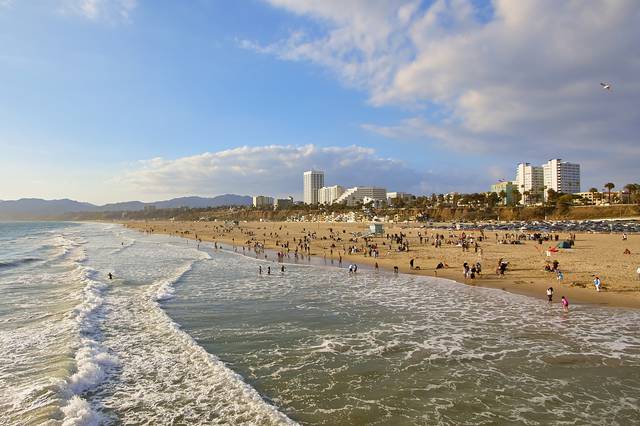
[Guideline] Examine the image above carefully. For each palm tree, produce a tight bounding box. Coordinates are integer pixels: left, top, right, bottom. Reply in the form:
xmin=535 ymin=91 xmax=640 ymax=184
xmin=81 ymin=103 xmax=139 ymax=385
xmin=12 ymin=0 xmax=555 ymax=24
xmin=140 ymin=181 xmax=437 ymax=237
xmin=604 ymin=182 xmax=615 ymax=204
xmin=588 ymin=187 xmax=599 ymax=205
xmin=623 ymin=183 xmax=638 ymax=204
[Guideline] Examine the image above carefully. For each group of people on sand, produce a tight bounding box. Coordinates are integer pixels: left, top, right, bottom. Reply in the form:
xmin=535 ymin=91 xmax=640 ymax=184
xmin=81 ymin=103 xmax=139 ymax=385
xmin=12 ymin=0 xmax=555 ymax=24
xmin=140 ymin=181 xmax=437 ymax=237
xmin=462 ymin=262 xmax=481 ymax=279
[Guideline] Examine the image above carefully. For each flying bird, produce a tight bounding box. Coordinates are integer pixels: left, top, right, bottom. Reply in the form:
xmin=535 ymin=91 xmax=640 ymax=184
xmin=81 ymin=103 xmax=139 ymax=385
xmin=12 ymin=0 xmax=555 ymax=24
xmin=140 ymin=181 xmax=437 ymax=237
xmin=600 ymin=82 xmax=612 ymax=90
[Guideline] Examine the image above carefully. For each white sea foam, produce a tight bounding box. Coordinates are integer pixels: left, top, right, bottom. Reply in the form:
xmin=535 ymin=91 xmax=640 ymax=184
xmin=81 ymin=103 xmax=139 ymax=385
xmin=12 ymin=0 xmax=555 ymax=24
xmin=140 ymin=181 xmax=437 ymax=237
xmin=60 ymin=396 xmax=102 ymax=426
xmin=151 ymin=261 xmax=195 ymax=302
xmin=59 ymin=238 xmax=118 ymax=426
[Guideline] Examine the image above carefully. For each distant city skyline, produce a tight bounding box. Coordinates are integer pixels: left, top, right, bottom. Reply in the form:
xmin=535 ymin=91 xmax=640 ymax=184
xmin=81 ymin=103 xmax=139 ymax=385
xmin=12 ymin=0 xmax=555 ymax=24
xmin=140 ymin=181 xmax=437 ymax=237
xmin=1 ymin=1 xmax=639 ymax=204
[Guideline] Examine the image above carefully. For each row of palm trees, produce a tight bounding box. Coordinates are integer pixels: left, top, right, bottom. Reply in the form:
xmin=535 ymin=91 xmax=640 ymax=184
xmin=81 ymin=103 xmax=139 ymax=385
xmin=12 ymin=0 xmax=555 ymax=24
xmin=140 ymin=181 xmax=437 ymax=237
xmin=588 ymin=183 xmax=640 ymax=204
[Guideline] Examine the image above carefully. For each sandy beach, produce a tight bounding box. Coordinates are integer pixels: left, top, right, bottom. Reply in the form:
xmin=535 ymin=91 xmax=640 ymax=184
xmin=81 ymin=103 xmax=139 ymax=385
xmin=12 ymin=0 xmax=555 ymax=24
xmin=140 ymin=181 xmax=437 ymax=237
xmin=123 ymin=220 xmax=640 ymax=309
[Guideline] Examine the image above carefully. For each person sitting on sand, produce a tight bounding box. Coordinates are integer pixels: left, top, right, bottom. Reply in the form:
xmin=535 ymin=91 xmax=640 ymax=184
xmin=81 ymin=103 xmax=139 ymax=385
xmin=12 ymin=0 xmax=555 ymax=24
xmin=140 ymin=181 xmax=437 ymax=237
xmin=624 ymin=248 xmax=631 ymax=255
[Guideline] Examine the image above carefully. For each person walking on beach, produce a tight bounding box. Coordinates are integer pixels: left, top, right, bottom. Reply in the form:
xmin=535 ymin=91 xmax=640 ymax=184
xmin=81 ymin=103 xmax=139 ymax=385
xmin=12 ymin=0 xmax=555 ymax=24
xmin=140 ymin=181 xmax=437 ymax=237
xmin=593 ymin=276 xmax=602 ymax=292
xmin=561 ymin=296 xmax=569 ymax=312
xmin=546 ymin=287 xmax=553 ymax=303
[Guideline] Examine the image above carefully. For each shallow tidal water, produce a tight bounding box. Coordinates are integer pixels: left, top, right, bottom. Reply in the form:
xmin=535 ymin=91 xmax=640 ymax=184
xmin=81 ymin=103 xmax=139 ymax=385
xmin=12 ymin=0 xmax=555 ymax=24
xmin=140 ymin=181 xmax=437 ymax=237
xmin=1 ymin=222 xmax=639 ymax=425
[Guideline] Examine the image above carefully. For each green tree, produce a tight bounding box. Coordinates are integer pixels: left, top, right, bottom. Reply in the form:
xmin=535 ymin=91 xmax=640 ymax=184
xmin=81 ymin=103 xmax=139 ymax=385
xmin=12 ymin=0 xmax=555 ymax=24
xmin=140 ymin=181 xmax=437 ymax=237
xmin=486 ymin=192 xmax=499 ymax=208
xmin=546 ymin=188 xmax=558 ymax=205
xmin=623 ymin=183 xmax=638 ymax=204
xmin=588 ymin=187 xmax=599 ymax=205
xmin=511 ymin=189 xmax=522 ymax=206
xmin=604 ymin=182 xmax=615 ymax=204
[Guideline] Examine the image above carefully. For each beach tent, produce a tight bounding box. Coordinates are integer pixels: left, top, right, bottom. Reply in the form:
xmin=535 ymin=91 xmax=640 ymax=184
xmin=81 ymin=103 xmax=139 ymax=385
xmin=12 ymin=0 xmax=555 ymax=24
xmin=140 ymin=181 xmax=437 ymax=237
xmin=557 ymin=241 xmax=571 ymax=249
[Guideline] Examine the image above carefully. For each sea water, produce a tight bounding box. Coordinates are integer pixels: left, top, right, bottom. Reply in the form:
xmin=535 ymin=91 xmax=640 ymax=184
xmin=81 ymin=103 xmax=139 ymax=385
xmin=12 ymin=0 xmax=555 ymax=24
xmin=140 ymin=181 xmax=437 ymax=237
xmin=1 ymin=222 xmax=639 ymax=425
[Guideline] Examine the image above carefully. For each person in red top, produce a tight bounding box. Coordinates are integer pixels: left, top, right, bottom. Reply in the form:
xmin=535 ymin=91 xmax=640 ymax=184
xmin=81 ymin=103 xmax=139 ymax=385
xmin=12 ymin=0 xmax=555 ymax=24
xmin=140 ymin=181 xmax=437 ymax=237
xmin=561 ymin=296 xmax=569 ymax=312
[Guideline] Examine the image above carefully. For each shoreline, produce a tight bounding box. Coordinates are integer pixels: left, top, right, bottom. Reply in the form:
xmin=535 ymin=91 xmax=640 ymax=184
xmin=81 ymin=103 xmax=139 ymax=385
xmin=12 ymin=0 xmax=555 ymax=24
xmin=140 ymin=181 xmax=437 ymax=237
xmin=121 ymin=220 xmax=640 ymax=310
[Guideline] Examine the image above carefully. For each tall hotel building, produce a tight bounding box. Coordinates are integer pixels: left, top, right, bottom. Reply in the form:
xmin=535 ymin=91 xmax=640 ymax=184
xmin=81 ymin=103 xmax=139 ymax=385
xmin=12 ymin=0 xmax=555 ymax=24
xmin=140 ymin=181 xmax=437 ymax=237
xmin=542 ymin=159 xmax=580 ymax=200
xmin=515 ymin=162 xmax=544 ymax=204
xmin=303 ymin=170 xmax=324 ymax=205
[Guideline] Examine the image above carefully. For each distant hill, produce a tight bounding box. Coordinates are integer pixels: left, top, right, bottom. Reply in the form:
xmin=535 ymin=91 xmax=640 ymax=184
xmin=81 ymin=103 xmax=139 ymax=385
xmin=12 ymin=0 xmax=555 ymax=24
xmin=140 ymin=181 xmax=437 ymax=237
xmin=0 ymin=194 xmax=252 ymax=219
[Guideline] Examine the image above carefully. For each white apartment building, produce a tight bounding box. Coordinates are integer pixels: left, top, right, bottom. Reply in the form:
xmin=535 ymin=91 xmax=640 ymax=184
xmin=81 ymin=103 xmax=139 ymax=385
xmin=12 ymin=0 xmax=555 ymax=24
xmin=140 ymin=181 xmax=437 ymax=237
xmin=252 ymin=195 xmax=274 ymax=208
xmin=542 ymin=159 xmax=580 ymax=200
xmin=303 ymin=170 xmax=324 ymax=205
xmin=515 ymin=162 xmax=544 ymax=204
xmin=387 ymin=192 xmax=413 ymax=203
xmin=334 ymin=187 xmax=387 ymax=207
xmin=317 ymin=185 xmax=345 ymax=205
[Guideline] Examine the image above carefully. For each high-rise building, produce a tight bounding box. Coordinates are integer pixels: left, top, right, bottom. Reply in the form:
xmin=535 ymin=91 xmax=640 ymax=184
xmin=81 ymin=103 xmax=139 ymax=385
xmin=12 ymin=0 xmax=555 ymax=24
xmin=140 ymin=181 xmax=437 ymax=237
xmin=542 ymin=159 xmax=580 ymax=200
xmin=303 ymin=170 xmax=324 ymax=204
xmin=317 ymin=185 xmax=345 ymax=205
xmin=515 ymin=163 xmax=544 ymax=204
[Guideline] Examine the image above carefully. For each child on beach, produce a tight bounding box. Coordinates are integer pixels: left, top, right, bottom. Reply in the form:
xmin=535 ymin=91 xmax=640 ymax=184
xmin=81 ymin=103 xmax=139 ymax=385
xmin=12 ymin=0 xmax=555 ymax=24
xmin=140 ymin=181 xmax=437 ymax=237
xmin=546 ymin=287 xmax=553 ymax=302
xmin=593 ymin=276 xmax=602 ymax=292
xmin=561 ymin=296 xmax=569 ymax=312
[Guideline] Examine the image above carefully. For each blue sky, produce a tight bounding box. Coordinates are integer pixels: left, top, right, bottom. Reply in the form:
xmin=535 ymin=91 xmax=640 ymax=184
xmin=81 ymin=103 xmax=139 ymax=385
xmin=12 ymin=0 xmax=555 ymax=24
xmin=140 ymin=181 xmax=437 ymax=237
xmin=1 ymin=1 xmax=638 ymax=203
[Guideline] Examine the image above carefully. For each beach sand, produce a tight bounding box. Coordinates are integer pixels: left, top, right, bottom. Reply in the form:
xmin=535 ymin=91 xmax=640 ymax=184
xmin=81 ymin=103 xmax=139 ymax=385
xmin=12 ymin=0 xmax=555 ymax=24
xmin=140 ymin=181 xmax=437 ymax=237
xmin=123 ymin=220 xmax=640 ymax=309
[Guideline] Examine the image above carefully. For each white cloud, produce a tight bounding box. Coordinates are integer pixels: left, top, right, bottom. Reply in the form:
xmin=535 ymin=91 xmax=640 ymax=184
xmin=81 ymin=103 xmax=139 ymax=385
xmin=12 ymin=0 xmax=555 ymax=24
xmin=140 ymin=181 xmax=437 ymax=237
xmin=59 ymin=0 xmax=137 ymax=22
xmin=118 ymin=144 xmax=456 ymax=198
xmin=246 ymin=0 xmax=640 ymax=187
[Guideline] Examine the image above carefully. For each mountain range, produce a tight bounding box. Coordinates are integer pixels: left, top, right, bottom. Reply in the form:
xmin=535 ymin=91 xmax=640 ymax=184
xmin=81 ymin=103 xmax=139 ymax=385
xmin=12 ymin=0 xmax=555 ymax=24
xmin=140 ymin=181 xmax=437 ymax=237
xmin=0 ymin=194 xmax=252 ymax=219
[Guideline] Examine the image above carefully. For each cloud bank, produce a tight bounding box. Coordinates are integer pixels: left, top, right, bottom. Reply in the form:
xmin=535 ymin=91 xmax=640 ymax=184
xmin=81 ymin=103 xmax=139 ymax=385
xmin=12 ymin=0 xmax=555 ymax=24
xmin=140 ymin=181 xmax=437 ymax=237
xmin=119 ymin=145 xmax=456 ymax=199
xmin=59 ymin=0 xmax=137 ymax=21
xmin=245 ymin=0 xmax=640 ymax=186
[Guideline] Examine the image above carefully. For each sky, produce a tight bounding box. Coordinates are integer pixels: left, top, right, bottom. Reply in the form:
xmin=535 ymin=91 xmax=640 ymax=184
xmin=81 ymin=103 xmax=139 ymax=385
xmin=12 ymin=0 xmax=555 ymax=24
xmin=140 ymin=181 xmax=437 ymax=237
xmin=0 ymin=0 xmax=638 ymax=204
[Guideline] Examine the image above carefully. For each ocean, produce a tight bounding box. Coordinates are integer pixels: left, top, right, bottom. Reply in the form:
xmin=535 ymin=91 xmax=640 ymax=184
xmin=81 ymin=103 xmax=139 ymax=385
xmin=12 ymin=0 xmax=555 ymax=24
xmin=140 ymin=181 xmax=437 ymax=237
xmin=1 ymin=221 xmax=639 ymax=425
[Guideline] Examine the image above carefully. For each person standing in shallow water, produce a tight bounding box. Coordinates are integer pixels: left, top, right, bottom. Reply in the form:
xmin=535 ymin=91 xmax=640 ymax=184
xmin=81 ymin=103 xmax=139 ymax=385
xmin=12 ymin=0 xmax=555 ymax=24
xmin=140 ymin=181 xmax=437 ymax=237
xmin=546 ymin=287 xmax=553 ymax=303
xmin=561 ymin=296 xmax=569 ymax=312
